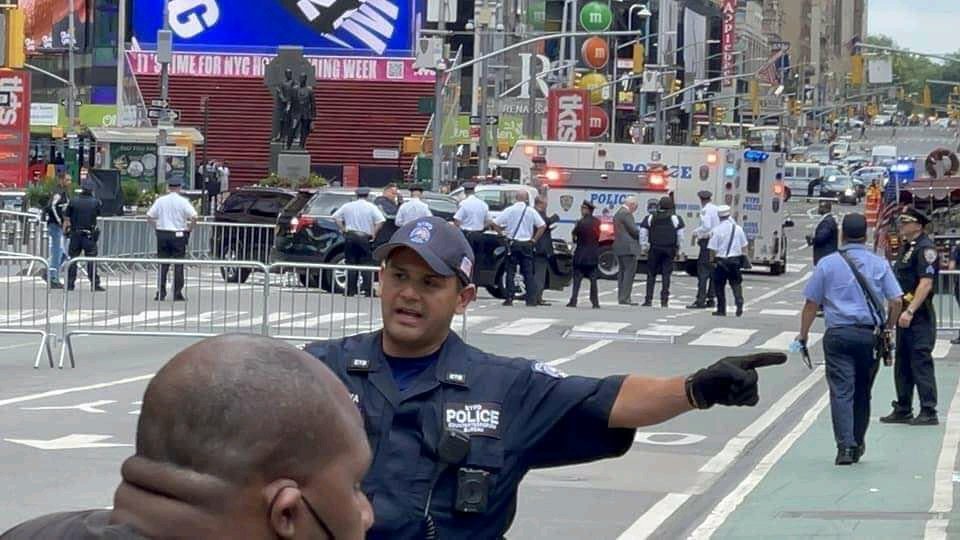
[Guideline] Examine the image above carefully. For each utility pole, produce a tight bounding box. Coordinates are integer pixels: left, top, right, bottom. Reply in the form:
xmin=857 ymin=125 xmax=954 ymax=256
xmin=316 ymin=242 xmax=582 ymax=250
xmin=430 ymin=0 xmax=447 ymax=190
xmin=116 ymin=0 xmax=126 ymax=125
xmin=157 ymin=0 xmax=172 ymax=188
xmin=67 ymin=0 xmax=78 ymax=177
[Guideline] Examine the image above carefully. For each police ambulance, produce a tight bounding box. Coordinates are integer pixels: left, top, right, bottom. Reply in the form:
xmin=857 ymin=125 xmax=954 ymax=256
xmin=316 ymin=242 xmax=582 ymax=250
xmin=498 ymin=140 xmax=792 ymax=275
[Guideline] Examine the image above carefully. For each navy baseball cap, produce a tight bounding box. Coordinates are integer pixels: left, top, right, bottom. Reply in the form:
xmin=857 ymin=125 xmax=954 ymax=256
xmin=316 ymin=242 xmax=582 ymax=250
xmin=166 ymin=176 xmax=183 ymax=187
xmin=373 ymin=216 xmax=476 ymax=285
xmin=842 ymin=213 xmax=868 ymax=240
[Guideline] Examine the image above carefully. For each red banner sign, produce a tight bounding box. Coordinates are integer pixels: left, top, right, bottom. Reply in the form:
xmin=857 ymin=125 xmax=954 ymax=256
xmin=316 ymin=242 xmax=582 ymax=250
xmin=128 ymin=51 xmax=435 ymax=83
xmin=721 ymin=0 xmax=737 ymax=87
xmin=547 ymin=88 xmax=589 ymax=141
xmin=0 ymin=70 xmax=30 ymax=188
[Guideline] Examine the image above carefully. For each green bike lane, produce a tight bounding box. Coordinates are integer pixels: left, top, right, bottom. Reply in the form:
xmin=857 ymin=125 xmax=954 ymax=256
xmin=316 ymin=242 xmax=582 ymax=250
xmin=700 ymin=359 xmax=960 ymax=539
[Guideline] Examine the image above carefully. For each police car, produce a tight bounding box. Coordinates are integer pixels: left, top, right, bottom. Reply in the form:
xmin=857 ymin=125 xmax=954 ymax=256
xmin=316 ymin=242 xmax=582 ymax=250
xmin=498 ymin=140 xmax=793 ymax=275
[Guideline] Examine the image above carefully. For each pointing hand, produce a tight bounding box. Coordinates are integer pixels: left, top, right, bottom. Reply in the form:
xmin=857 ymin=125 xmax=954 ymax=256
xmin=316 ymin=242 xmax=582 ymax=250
xmin=686 ymin=353 xmax=787 ymax=409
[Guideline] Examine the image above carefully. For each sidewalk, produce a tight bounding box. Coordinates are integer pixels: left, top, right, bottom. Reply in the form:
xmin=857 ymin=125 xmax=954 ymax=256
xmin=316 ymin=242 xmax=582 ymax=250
xmin=707 ymin=360 xmax=960 ymax=539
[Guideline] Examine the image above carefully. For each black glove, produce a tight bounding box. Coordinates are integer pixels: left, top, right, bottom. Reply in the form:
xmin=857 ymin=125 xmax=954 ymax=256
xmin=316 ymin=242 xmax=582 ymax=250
xmin=686 ymin=353 xmax=786 ymax=409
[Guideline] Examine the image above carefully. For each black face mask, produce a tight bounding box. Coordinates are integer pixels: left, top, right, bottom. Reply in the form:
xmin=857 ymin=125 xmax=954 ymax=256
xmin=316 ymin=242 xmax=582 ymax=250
xmin=268 ymin=488 xmax=336 ymax=539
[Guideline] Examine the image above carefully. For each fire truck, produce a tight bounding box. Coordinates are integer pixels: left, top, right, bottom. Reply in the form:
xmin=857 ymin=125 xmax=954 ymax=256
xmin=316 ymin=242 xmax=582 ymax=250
xmin=497 ymin=140 xmax=793 ymax=276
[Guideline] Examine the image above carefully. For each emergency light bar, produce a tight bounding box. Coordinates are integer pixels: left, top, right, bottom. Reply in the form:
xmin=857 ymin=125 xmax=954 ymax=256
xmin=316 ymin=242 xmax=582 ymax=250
xmin=536 ymin=167 xmax=670 ymax=191
xmin=744 ymin=150 xmax=769 ymax=162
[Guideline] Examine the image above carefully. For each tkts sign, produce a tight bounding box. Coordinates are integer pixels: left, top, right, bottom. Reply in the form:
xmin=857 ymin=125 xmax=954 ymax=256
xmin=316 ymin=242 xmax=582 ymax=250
xmin=0 ymin=70 xmax=30 ymax=188
xmin=721 ymin=0 xmax=737 ymax=87
xmin=546 ymin=88 xmax=589 ymax=141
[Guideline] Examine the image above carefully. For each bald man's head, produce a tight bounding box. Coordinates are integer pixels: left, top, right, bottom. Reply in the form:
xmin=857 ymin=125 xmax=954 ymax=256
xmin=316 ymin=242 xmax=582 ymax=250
xmin=135 ymin=335 xmax=363 ymax=486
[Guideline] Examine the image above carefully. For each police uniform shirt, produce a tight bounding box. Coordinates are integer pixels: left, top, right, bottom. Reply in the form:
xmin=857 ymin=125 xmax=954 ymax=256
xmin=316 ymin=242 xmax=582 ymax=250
xmin=332 ymin=199 xmax=386 ymax=235
xmin=146 ymin=193 xmax=197 ymax=232
xmin=895 ymin=234 xmax=939 ymax=319
xmin=803 ymin=244 xmax=903 ymax=329
xmin=304 ymin=331 xmax=635 ymax=539
xmin=454 ymin=195 xmax=489 ymax=232
xmin=394 ymin=198 xmax=433 ymax=227
xmin=694 ymin=202 xmax=720 ymax=239
xmin=638 ymin=213 xmax=685 ymax=246
xmin=495 ymin=201 xmax=545 ymax=242
xmin=708 ymin=219 xmax=748 ymax=257
xmin=65 ymin=195 xmax=102 ymax=230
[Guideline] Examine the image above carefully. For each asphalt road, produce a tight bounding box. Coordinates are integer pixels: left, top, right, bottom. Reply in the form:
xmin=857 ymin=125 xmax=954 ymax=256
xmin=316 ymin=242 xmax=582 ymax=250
xmin=1 ymin=139 xmax=959 ymax=537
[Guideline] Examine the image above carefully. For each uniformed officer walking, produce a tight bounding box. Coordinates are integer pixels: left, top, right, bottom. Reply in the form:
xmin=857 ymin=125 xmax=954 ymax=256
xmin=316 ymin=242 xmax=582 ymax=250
xmin=689 ymin=190 xmax=719 ymax=309
xmin=495 ymin=190 xmax=546 ymax=306
xmin=63 ymin=179 xmax=104 ymax=292
xmin=880 ymin=207 xmax=941 ymax=426
xmin=44 ymin=174 xmax=73 ymax=289
xmin=709 ymin=206 xmax=747 ymax=317
xmin=639 ymin=196 xmax=685 ymax=307
xmin=453 ymin=183 xmax=491 ymax=282
xmin=333 ymin=188 xmax=386 ymax=297
xmin=146 ymin=177 xmax=198 ymax=301
xmin=304 ymin=215 xmax=784 ymax=539
xmin=798 ymin=214 xmax=903 ymax=465
xmin=394 ymin=185 xmax=433 ymax=227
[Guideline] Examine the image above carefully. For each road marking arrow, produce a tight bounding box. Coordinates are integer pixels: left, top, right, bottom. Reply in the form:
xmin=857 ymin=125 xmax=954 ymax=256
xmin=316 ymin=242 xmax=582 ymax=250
xmin=4 ymin=434 xmax=133 ymax=450
xmin=21 ymin=400 xmax=116 ymax=414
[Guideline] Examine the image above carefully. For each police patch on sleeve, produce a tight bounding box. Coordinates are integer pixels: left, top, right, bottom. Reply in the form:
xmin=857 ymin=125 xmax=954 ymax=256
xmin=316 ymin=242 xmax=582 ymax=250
xmin=532 ymin=361 xmax=567 ymax=379
xmin=924 ymin=248 xmax=938 ymax=264
xmin=445 ymin=402 xmax=502 ymax=438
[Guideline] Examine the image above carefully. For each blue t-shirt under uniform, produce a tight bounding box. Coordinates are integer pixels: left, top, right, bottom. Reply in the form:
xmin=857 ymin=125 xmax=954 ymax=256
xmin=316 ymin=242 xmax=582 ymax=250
xmin=384 ymin=350 xmax=440 ymax=391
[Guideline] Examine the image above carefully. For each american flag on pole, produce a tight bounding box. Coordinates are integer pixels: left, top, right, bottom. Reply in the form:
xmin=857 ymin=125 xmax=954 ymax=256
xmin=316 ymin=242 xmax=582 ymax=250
xmin=757 ymin=49 xmax=786 ymax=86
xmin=873 ymin=182 xmax=901 ymax=256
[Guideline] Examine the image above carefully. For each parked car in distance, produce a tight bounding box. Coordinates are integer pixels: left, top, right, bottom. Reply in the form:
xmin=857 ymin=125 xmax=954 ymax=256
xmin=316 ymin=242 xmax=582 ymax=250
xmin=212 ymin=186 xmax=301 ymax=282
xmin=820 ymin=176 xmax=860 ymax=205
xmin=851 ymin=166 xmax=889 ymax=187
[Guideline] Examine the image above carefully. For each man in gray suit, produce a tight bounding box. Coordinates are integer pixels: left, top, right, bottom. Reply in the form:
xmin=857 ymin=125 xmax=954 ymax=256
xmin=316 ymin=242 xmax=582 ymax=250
xmin=613 ymin=196 xmax=641 ymax=305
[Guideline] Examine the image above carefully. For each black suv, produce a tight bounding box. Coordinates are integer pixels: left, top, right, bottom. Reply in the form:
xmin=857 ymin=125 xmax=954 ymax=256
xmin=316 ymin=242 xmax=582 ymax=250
xmin=212 ymin=186 xmax=306 ymax=282
xmin=273 ymin=188 xmax=573 ymax=298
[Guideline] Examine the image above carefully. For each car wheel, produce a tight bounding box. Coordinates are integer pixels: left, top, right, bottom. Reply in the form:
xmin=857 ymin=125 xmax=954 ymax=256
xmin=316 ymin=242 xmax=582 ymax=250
xmin=219 ymin=246 xmax=252 ymax=283
xmin=322 ymin=252 xmax=348 ymax=293
xmin=770 ymin=262 xmax=786 ymax=276
xmin=498 ymin=266 xmax=526 ymax=300
xmin=597 ymin=247 xmax=619 ymax=280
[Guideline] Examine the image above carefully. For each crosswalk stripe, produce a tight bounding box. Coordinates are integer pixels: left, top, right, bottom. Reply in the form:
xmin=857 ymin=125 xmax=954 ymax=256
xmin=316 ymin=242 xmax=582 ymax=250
xmin=635 ymin=324 xmax=695 ymax=338
xmin=689 ymin=327 xmax=757 ymax=347
xmin=759 ymin=309 xmax=800 ymax=317
xmin=570 ymin=321 xmax=631 ymax=334
xmin=756 ymin=331 xmax=822 ymax=351
xmin=451 ymin=315 xmax=496 ymax=331
xmin=786 ymin=263 xmax=807 ymax=273
xmin=482 ymin=318 xmax=557 ymax=336
xmin=97 ymin=310 xmax=185 ymax=327
xmin=934 ymin=340 xmax=952 ymax=359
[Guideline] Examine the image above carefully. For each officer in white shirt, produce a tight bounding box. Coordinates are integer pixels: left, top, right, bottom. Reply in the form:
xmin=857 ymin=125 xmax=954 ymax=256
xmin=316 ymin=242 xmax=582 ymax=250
xmin=689 ymin=190 xmax=721 ymax=309
xmin=332 ymin=187 xmax=386 ymax=296
xmin=495 ymin=190 xmax=546 ymax=306
xmin=454 ymin=183 xmax=492 ymax=282
xmin=146 ymin=177 xmax=199 ymax=301
xmin=394 ymin=185 xmax=433 ymax=227
xmin=708 ymin=205 xmax=749 ymax=317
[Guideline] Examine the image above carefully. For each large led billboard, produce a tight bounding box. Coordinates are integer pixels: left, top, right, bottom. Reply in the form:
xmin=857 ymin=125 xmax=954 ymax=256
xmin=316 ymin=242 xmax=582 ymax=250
xmin=132 ymin=0 xmax=418 ymax=57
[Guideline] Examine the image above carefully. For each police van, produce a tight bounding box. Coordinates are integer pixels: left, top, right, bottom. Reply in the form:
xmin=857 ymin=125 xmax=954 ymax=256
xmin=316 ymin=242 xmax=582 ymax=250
xmin=498 ymin=140 xmax=792 ymax=275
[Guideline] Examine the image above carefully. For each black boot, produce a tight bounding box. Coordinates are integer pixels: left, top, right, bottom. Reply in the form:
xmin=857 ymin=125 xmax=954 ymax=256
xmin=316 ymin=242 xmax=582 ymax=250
xmin=835 ymin=447 xmax=857 ymax=466
xmin=879 ymin=402 xmax=913 ymax=424
xmin=910 ymin=409 xmax=939 ymax=426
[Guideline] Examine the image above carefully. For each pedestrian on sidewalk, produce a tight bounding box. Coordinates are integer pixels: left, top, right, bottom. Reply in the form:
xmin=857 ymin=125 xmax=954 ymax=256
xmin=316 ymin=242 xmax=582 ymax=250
xmin=639 ymin=196 xmax=685 ymax=307
xmin=708 ymin=206 xmax=747 ymax=317
xmin=881 ymin=206 xmax=941 ymax=426
xmin=43 ymin=174 xmax=73 ymax=288
xmin=798 ymin=213 xmax=902 ymax=465
xmin=567 ymin=201 xmax=601 ymax=309
xmin=688 ymin=190 xmax=720 ymax=309
xmin=533 ymin=196 xmax=558 ymax=306
xmin=612 ymin=196 xmax=640 ymax=306
xmin=147 ymin=177 xmax=198 ymax=302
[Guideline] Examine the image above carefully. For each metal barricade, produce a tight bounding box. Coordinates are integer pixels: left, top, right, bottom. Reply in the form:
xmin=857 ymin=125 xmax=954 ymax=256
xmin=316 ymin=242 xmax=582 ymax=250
xmin=265 ymin=262 xmax=382 ymax=342
xmin=97 ymin=216 xmax=156 ymax=259
xmin=59 ymin=257 xmax=270 ymax=368
xmin=935 ymin=270 xmax=960 ymax=332
xmin=0 ymin=254 xmax=55 ymax=368
xmin=192 ymin=221 xmax=275 ymax=264
xmin=0 ymin=210 xmax=48 ymax=259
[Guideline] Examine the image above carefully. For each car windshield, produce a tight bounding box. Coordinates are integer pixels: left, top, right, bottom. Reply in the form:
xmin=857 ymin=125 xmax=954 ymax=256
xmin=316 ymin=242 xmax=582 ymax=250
xmin=423 ymin=195 xmax=458 ymax=215
xmin=305 ymin=192 xmax=354 ymax=216
xmin=825 ymin=176 xmax=854 ymax=189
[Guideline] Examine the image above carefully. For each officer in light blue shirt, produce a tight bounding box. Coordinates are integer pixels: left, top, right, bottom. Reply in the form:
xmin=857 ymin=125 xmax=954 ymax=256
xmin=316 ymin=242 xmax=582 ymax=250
xmin=799 ymin=213 xmax=903 ymax=466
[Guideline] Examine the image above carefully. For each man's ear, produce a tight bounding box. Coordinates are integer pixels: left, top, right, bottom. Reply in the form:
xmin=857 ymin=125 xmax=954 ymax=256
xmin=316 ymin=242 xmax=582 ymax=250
xmin=456 ymin=284 xmax=477 ymax=315
xmin=263 ymin=480 xmax=302 ymax=539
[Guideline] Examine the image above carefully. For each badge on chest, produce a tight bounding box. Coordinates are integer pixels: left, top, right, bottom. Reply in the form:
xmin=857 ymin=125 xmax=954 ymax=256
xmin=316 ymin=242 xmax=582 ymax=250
xmin=445 ymin=402 xmax=502 ymax=438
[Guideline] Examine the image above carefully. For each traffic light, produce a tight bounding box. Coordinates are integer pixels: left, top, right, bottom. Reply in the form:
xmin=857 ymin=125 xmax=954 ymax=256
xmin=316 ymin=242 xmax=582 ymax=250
xmin=850 ymin=54 xmax=864 ymax=86
xmin=632 ymin=43 xmax=645 ymax=74
xmin=672 ymin=77 xmax=682 ymax=94
xmin=712 ymin=106 xmax=725 ymax=123
xmin=749 ymin=79 xmax=760 ymax=117
xmin=4 ymin=8 xmax=25 ymax=68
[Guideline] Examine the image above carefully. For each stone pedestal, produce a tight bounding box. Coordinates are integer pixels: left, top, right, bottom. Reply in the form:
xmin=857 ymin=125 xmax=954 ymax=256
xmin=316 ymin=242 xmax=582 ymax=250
xmin=277 ymin=150 xmax=311 ymax=185
xmin=269 ymin=141 xmax=285 ymax=173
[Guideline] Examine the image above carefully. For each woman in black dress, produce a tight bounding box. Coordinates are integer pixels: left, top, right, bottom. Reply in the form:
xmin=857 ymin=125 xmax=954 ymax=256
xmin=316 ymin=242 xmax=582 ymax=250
xmin=567 ymin=201 xmax=601 ymax=309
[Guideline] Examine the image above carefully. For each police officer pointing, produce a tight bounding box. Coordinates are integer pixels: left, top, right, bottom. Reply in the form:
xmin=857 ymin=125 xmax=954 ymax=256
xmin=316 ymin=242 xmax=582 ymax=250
xmin=304 ymin=216 xmax=785 ymax=539
xmin=333 ymin=188 xmax=386 ymax=297
xmin=63 ymin=179 xmax=104 ymax=292
xmin=881 ymin=206 xmax=941 ymax=426
xmin=639 ymin=196 xmax=685 ymax=307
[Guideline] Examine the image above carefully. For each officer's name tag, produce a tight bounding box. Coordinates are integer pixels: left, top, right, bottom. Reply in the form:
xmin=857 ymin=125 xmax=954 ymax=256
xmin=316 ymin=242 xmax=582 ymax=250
xmin=175 ymin=231 xmax=184 ymax=238
xmin=445 ymin=402 xmax=502 ymax=438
